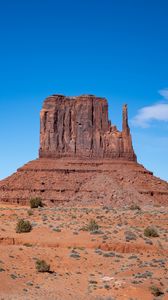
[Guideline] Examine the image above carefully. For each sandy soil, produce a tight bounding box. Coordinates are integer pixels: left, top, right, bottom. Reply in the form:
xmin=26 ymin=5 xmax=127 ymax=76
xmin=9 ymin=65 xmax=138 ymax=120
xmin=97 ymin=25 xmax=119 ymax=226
xmin=0 ymin=204 xmax=168 ymax=300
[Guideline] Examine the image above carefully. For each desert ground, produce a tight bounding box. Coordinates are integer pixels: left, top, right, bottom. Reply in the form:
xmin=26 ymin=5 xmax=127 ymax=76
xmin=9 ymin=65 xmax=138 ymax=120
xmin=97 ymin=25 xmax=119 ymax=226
xmin=0 ymin=204 xmax=168 ymax=300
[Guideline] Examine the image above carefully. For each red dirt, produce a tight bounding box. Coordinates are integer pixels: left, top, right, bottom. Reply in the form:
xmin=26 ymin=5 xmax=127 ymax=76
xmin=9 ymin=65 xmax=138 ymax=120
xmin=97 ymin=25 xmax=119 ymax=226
xmin=0 ymin=204 xmax=168 ymax=299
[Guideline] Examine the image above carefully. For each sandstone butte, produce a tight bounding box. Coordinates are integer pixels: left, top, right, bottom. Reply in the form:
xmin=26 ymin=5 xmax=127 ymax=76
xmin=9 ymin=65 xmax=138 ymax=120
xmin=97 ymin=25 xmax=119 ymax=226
xmin=0 ymin=94 xmax=168 ymax=207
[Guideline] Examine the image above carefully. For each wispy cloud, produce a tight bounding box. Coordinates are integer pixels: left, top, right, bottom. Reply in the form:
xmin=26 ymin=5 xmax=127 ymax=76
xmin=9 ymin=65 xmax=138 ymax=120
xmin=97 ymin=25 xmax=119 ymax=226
xmin=159 ymin=88 xmax=168 ymax=100
xmin=132 ymin=88 xmax=168 ymax=127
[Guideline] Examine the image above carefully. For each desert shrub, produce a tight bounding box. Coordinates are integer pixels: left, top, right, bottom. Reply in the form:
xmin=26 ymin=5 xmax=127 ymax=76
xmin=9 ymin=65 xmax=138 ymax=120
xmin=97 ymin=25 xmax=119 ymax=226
xmin=130 ymin=203 xmax=141 ymax=210
xmin=87 ymin=219 xmax=99 ymax=232
xmin=16 ymin=219 xmax=32 ymax=233
xmin=125 ymin=230 xmax=137 ymax=241
xmin=96 ymin=297 xmax=114 ymax=300
xmin=150 ymin=285 xmax=163 ymax=296
xmin=35 ymin=259 xmax=50 ymax=273
xmin=27 ymin=209 xmax=33 ymax=216
xmin=30 ymin=197 xmax=43 ymax=209
xmin=144 ymin=226 xmax=159 ymax=238
xmin=23 ymin=243 xmax=33 ymax=247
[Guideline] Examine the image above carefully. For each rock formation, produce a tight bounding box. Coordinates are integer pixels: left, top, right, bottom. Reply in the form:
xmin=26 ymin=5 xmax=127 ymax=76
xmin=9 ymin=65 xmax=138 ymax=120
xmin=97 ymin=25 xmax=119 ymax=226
xmin=0 ymin=93 xmax=168 ymax=207
xmin=39 ymin=95 xmax=136 ymax=161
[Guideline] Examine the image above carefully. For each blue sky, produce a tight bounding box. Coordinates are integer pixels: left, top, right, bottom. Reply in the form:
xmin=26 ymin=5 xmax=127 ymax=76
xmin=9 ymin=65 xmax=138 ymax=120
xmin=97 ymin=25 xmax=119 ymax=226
xmin=0 ymin=0 xmax=168 ymax=181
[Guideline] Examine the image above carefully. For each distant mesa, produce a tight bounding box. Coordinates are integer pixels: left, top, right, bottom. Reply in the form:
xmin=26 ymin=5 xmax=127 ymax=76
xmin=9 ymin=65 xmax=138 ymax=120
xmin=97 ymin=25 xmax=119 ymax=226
xmin=39 ymin=94 xmax=136 ymax=161
xmin=0 ymin=93 xmax=168 ymax=207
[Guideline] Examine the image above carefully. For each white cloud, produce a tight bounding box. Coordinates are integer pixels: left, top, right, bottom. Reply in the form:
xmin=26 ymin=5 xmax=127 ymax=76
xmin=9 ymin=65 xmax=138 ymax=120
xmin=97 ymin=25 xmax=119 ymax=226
xmin=132 ymin=88 xmax=168 ymax=127
xmin=159 ymin=88 xmax=168 ymax=100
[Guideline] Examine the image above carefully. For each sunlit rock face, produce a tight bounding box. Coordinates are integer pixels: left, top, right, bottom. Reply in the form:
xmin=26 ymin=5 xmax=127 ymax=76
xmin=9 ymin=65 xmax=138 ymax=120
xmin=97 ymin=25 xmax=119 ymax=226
xmin=39 ymin=94 xmax=136 ymax=161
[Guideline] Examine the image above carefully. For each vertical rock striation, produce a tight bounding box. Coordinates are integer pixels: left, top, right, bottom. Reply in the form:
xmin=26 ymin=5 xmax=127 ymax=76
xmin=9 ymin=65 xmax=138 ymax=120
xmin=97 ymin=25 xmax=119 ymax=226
xmin=39 ymin=94 xmax=136 ymax=161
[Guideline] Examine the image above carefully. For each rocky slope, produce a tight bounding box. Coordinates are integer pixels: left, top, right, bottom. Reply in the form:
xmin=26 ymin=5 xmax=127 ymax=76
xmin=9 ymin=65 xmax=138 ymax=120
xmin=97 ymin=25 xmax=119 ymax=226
xmin=0 ymin=158 xmax=168 ymax=206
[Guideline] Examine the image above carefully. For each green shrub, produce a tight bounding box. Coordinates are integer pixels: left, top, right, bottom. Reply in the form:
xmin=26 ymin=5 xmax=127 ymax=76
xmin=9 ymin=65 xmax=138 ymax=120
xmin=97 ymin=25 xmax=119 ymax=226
xmin=30 ymin=197 xmax=43 ymax=209
xmin=16 ymin=219 xmax=32 ymax=233
xmin=96 ymin=298 xmax=114 ymax=300
xmin=130 ymin=203 xmax=141 ymax=210
xmin=35 ymin=259 xmax=50 ymax=273
xmin=87 ymin=219 xmax=99 ymax=232
xmin=144 ymin=226 xmax=159 ymax=238
xmin=27 ymin=209 xmax=33 ymax=216
xmin=150 ymin=285 xmax=163 ymax=296
xmin=23 ymin=243 xmax=33 ymax=247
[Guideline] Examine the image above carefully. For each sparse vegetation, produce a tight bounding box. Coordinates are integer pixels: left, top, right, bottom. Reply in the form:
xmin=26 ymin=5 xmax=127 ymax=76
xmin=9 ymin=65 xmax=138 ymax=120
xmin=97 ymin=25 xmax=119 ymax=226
xmin=104 ymin=284 xmax=111 ymax=290
xmin=0 ymin=205 xmax=167 ymax=299
xmin=30 ymin=197 xmax=43 ymax=209
xmin=35 ymin=259 xmax=50 ymax=273
xmin=80 ymin=219 xmax=100 ymax=232
xmin=27 ymin=209 xmax=33 ymax=216
xmin=96 ymin=297 xmax=114 ymax=300
xmin=150 ymin=285 xmax=163 ymax=296
xmin=23 ymin=243 xmax=33 ymax=247
xmin=87 ymin=219 xmax=99 ymax=232
xmin=16 ymin=219 xmax=32 ymax=233
xmin=144 ymin=226 xmax=159 ymax=237
xmin=130 ymin=203 xmax=141 ymax=210
xmin=125 ymin=230 xmax=137 ymax=241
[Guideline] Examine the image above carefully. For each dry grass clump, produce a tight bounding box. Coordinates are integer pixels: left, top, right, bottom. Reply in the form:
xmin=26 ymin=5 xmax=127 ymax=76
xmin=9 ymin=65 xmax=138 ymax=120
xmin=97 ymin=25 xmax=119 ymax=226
xmin=30 ymin=197 xmax=43 ymax=209
xmin=87 ymin=219 xmax=99 ymax=232
xmin=16 ymin=219 xmax=32 ymax=233
xmin=150 ymin=285 xmax=163 ymax=296
xmin=144 ymin=226 xmax=159 ymax=238
xmin=35 ymin=259 xmax=50 ymax=273
xmin=130 ymin=203 xmax=141 ymax=210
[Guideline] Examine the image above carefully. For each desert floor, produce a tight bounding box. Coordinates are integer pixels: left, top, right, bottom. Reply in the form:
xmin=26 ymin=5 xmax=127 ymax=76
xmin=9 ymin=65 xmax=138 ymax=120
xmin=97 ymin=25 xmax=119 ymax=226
xmin=0 ymin=204 xmax=168 ymax=300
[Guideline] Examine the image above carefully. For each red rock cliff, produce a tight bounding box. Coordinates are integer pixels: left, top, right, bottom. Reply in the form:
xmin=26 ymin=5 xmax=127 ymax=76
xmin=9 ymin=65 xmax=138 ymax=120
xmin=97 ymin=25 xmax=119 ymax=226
xmin=39 ymin=95 xmax=136 ymax=161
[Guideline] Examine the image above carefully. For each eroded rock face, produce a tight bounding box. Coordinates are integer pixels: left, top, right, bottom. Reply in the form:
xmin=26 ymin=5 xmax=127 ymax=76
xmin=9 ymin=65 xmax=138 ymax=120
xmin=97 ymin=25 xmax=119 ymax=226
xmin=39 ymin=95 xmax=136 ymax=161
